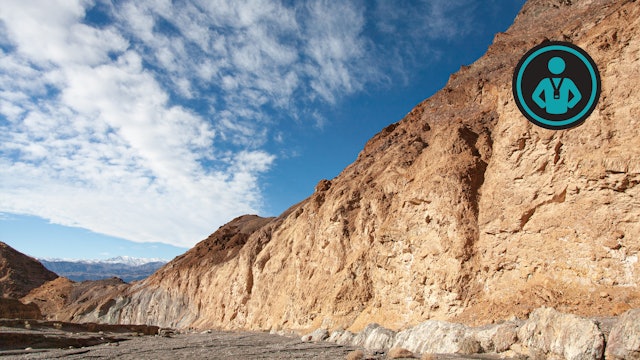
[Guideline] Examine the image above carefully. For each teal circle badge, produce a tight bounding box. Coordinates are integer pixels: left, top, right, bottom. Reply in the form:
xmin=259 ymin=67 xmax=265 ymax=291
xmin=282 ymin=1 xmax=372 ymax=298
xmin=512 ymin=41 xmax=601 ymax=130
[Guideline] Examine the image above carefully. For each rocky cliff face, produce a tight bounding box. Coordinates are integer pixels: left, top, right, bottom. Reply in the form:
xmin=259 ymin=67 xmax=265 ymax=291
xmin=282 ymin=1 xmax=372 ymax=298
xmin=41 ymin=0 xmax=640 ymax=332
xmin=0 ymin=242 xmax=58 ymax=299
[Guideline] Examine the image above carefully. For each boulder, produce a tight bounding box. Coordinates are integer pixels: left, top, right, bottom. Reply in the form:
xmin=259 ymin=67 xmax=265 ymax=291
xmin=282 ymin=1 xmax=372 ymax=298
xmin=345 ymin=349 xmax=364 ymax=360
xmin=492 ymin=322 xmax=519 ymax=353
xmin=392 ymin=320 xmax=469 ymax=354
xmin=605 ymin=309 xmax=640 ymax=360
xmin=301 ymin=328 xmax=329 ymax=342
xmin=352 ymin=323 xmax=396 ymax=350
xmin=328 ymin=329 xmax=356 ymax=345
xmin=387 ymin=347 xmax=415 ymax=359
xmin=517 ymin=307 xmax=604 ymax=360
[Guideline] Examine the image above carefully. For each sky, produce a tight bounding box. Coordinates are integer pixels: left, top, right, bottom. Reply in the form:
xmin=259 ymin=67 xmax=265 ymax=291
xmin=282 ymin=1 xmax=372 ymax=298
xmin=0 ymin=0 xmax=526 ymax=261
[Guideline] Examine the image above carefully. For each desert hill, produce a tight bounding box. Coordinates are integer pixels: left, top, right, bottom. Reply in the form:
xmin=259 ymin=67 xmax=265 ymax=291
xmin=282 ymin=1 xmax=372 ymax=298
xmin=27 ymin=0 xmax=640 ymax=335
xmin=21 ymin=276 xmax=129 ymax=322
xmin=0 ymin=242 xmax=58 ymax=299
xmin=0 ymin=241 xmax=134 ymax=322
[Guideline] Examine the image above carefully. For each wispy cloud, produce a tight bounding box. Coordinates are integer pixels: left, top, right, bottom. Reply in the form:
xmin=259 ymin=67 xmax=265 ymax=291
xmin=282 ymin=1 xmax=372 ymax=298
xmin=0 ymin=0 xmax=493 ymax=247
xmin=374 ymin=0 xmax=477 ymax=40
xmin=371 ymin=0 xmax=482 ymax=83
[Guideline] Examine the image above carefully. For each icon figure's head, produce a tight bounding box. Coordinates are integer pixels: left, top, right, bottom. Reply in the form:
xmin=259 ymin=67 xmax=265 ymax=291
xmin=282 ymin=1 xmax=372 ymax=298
xmin=548 ymin=57 xmax=566 ymax=75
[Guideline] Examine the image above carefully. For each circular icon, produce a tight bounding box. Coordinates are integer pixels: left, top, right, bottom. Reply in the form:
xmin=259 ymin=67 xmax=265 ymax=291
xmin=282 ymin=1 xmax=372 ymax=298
xmin=513 ymin=41 xmax=601 ymax=130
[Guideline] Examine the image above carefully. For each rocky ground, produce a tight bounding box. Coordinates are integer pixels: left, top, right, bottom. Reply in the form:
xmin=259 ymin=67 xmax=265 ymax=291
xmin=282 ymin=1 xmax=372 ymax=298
xmin=0 ymin=327 xmax=486 ymax=360
xmin=0 ymin=331 xmax=353 ymax=360
xmin=2 ymin=307 xmax=639 ymax=359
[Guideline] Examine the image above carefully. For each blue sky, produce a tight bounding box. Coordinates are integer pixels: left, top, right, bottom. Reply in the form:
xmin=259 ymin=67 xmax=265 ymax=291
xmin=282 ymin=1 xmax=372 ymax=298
xmin=0 ymin=0 xmax=526 ymax=261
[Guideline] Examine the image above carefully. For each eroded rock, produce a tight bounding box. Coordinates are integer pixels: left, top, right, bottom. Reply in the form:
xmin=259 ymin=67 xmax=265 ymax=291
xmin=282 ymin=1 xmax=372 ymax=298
xmin=392 ymin=320 xmax=469 ymax=354
xmin=352 ymin=324 xmax=396 ymax=351
xmin=302 ymin=328 xmax=329 ymax=342
xmin=516 ymin=307 xmax=604 ymax=360
xmin=387 ymin=347 xmax=415 ymax=359
xmin=329 ymin=329 xmax=356 ymax=346
xmin=0 ymin=298 xmax=41 ymax=320
xmin=606 ymin=309 xmax=640 ymax=360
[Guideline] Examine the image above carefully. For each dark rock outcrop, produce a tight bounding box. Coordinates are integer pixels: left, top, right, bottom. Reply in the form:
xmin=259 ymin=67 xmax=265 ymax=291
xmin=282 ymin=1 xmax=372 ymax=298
xmin=0 ymin=242 xmax=58 ymax=299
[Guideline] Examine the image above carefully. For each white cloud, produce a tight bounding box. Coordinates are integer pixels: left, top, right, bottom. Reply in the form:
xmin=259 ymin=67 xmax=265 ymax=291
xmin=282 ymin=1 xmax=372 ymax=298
xmin=300 ymin=1 xmax=369 ymax=104
xmin=0 ymin=0 xmax=277 ymax=247
xmin=0 ymin=0 xmax=484 ymax=248
xmin=0 ymin=0 xmax=127 ymax=67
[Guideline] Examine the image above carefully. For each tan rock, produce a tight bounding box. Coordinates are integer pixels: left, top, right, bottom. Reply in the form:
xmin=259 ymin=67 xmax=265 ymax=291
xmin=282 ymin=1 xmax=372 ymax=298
xmin=605 ymin=309 xmax=640 ymax=360
xmin=492 ymin=322 xmax=519 ymax=353
xmin=345 ymin=349 xmax=364 ymax=360
xmin=392 ymin=320 xmax=469 ymax=354
xmin=352 ymin=323 xmax=396 ymax=351
xmin=457 ymin=337 xmax=482 ymax=355
xmin=329 ymin=329 xmax=356 ymax=345
xmin=387 ymin=347 xmax=415 ymax=359
xmin=302 ymin=328 xmax=329 ymax=342
xmin=517 ymin=307 xmax=604 ymax=360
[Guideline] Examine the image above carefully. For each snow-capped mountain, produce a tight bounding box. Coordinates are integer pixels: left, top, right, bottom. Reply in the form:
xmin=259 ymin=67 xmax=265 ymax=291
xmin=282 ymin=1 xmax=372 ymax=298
xmin=96 ymin=256 xmax=168 ymax=266
xmin=41 ymin=256 xmax=168 ymax=266
xmin=39 ymin=257 xmax=168 ymax=283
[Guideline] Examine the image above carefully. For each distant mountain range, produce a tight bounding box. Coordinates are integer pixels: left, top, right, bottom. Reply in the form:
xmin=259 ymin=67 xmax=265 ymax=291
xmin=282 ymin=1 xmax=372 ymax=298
xmin=39 ymin=257 xmax=168 ymax=283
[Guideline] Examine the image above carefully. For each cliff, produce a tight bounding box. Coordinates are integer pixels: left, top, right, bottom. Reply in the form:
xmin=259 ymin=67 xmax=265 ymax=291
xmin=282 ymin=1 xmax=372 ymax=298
xmin=35 ymin=0 xmax=640 ymax=333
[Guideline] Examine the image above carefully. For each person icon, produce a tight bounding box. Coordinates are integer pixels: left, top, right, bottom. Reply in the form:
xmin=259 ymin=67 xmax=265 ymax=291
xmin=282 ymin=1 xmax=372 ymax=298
xmin=532 ymin=57 xmax=582 ymax=115
xmin=513 ymin=41 xmax=601 ymax=129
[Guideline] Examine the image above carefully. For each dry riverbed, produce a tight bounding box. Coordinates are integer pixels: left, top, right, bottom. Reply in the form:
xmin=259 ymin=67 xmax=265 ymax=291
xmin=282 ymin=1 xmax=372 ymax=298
xmin=0 ymin=321 xmax=509 ymax=359
xmin=1 ymin=331 xmax=356 ymax=359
